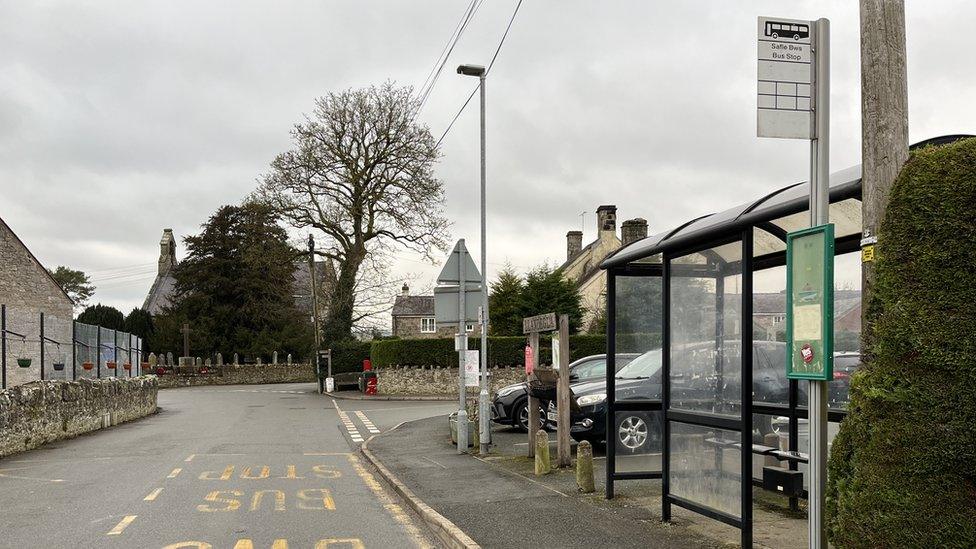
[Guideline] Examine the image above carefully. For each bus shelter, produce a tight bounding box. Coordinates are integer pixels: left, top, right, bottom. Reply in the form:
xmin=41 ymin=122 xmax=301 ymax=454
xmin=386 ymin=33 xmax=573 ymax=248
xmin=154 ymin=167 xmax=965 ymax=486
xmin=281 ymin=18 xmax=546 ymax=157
xmin=598 ymin=135 xmax=966 ymax=547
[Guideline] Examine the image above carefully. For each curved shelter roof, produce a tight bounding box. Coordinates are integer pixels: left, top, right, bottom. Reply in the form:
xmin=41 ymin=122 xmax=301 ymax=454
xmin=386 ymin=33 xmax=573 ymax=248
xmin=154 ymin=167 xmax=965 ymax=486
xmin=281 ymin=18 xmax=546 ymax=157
xmin=602 ymin=135 xmax=972 ymax=269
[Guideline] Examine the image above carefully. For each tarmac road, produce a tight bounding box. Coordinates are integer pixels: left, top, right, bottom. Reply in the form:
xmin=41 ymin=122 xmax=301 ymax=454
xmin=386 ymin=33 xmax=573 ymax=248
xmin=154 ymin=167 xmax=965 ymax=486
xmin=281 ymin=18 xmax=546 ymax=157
xmin=0 ymin=383 xmax=453 ymax=549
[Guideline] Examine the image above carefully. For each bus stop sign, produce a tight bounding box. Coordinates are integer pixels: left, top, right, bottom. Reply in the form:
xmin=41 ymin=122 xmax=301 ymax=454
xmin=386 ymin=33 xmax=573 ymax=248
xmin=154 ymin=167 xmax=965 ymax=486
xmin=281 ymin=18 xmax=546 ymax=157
xmin=786 ymin=223 xmax=834 ymax=380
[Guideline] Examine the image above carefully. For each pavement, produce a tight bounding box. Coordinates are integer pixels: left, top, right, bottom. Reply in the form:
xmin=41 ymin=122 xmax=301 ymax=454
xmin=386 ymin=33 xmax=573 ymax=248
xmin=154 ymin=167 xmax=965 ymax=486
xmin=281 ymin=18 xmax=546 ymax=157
xmin=0 ymin=382 xmax=455 ymax=548
xmin=365 ymin=415 xmax=727 ymax=549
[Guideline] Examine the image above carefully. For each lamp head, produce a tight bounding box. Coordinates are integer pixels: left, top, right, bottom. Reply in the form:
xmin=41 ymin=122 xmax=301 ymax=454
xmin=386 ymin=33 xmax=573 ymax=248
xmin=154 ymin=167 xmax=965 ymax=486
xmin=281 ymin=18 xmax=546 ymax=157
xmin=456 ymin=64 xmax=486 ymax=77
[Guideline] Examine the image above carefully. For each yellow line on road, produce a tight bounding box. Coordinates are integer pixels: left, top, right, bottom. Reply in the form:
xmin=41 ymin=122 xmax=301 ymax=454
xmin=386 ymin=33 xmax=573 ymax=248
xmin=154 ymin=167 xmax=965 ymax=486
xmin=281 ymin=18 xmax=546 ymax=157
xmin=303 ymin=452 xmax=352 ymax=457
xmin=346 ymin=454 xmax=431 ymax=549
xmin=144 ymin=488 xmax=163 ymax=501
xmin=167 ymin=468 xmax=182 ymax=478
xmin=106 ymin=515 xmax=137 ymax=535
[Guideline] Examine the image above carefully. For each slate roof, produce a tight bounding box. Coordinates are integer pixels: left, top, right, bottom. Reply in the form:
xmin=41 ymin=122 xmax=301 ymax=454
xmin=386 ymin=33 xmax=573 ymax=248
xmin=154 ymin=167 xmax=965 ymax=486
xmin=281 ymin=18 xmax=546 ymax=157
xmin=143 ymin=271 xmax=176 ymax=315
xmin=392 ymin=295 xmax=434 ymax=317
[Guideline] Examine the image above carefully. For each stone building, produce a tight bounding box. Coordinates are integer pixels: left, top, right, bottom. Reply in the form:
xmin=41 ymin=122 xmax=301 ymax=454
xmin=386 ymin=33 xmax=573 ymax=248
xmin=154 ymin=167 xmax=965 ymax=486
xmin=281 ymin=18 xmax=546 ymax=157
xmin=0 ymin=215 xmax=74 ymax=387
xmin=560 ymin=205 xmax=648 ymax=330
xmin=142 ymin=228 xmax=335 ymax=318
xmin=391 ymin=284 xmax=479 ymax=339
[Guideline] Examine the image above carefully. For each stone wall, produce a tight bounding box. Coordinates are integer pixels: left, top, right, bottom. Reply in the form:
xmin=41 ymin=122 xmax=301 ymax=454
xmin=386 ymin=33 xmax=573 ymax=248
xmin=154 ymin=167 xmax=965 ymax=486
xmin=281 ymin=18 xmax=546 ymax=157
xmin=0 ymin=376 xmax=158 ymax=458
xmin=375 ymin=366 xmax=525 ymax=396
xmin=156 ymin=362 xmax=316 ymax=388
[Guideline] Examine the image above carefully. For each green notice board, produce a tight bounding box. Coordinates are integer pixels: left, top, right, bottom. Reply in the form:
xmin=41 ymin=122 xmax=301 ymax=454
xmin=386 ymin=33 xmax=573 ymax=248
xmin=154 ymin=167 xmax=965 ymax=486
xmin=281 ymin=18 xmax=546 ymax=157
xmin=786 ymin=224 xmax=834 ymax=380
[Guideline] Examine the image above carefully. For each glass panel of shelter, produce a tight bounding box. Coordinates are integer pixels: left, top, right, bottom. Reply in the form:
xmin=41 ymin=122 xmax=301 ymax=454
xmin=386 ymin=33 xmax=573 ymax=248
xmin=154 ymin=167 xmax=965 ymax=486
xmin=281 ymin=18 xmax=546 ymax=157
xmin=667 ymin=238 xmax=744 ymax=520
xmin=613 ymin=274 xmax=663 ymax=473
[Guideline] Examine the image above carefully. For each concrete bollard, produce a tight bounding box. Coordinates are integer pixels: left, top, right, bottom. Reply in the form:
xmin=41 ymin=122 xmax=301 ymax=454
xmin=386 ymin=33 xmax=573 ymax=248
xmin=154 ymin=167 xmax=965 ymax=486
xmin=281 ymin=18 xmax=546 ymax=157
xmin=535 ymin=430 xmax=551 ymax=476
xmin=576 ymin=440 xmax=595 ymax=493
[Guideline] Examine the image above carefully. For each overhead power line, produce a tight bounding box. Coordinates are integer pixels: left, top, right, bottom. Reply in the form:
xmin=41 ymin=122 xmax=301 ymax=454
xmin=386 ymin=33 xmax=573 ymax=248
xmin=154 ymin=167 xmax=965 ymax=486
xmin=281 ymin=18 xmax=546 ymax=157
xmin=435 ymin=0 xmax=524 ymax=148
xmin=416 ymin=0 xmax=483 ymax=114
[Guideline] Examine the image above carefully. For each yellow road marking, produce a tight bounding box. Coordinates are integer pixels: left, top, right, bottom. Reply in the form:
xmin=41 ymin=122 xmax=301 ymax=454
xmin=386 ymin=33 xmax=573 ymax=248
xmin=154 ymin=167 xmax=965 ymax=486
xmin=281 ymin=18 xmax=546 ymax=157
xmin=144 ymin=488 xmax=163 ymax=501
xmin=106 ymin=515 xmax=137 ymax=535
xmin=315 ymin=540 xmax=365 ymax=549
xmin=302 ymin=452 xmax=352 ymax=456
xmin=346 ymin=455 xmax=431 ymax=549
xmin=167 ymin=468 xmax=183 ymax=478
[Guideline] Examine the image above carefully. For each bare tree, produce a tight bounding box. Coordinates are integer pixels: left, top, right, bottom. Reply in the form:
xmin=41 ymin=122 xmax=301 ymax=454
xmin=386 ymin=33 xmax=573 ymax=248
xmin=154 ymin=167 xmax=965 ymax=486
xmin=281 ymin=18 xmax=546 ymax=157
xmin=257 ymin=83 xmax=449 ymax=343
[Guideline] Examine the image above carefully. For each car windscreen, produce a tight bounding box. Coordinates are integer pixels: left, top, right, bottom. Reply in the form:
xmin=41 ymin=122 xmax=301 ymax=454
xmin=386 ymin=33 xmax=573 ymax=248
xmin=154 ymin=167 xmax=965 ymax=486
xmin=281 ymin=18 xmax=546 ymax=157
xmin=616 ymin=349 xmax=662 ymax=380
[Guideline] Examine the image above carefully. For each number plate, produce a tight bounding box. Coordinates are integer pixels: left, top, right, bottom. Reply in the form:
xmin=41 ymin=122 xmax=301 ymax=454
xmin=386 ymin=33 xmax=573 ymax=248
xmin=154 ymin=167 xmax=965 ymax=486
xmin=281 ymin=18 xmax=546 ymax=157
xmin=547 ymin=411 xmax=559 ymax=423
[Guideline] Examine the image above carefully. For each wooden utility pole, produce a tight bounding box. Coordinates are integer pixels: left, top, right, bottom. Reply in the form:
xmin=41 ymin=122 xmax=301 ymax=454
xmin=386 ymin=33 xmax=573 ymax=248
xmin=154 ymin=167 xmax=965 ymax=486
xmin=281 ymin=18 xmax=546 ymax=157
xmin=860 ymin=0 xmax=909 ymax=350
xmin=556 ymin=314 xmax=571 ymax=468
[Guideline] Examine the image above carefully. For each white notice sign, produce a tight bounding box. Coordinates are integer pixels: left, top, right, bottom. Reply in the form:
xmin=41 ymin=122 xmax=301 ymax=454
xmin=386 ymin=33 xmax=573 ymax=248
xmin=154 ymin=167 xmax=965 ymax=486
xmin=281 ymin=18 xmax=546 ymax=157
xmin=758 ymin=16 xmax=814 ymax=139
xmin=464 ymin=350 xmax=479 ymax=387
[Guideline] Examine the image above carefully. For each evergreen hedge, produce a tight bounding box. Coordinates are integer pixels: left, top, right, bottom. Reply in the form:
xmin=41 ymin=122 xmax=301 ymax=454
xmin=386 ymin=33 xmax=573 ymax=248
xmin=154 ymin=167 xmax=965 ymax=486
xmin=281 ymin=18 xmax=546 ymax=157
xmin=370 ymin=333 xmax=660 ymax=368
xmin=825 ymin=138 xmax=976 ymax=547
xmin=328 ymin=339 xmax=373 ymax=374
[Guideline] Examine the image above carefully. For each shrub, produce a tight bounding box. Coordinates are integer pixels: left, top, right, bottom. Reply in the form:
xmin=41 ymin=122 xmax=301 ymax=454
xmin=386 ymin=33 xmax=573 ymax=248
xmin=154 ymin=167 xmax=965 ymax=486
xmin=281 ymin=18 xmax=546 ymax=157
xmin=369 ymin=333 xmax=661 ymax=368
xmin=825 ymin=138 xmax=976 ymax=547
xmin=329 ymin=339 xmax=372 ymax=374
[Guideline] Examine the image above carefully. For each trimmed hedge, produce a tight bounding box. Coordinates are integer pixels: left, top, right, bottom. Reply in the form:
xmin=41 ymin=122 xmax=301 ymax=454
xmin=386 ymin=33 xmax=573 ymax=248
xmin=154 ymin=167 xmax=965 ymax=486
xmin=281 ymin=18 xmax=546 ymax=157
xmin=825 ymin=138 xmax=976 ymax=547
xmin=328 ymin=339 xmax=373 ymax=375
xmin=370 ymin=333 xmax=661 ymax=368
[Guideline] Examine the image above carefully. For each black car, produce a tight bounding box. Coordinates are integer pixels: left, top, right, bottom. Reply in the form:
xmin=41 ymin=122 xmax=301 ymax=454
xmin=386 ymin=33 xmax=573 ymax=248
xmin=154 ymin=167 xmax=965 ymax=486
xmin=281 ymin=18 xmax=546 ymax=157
xmin=561 ymin=341 xmax=838 ymax=454
xmin=490 ymin=353 xmax=638 ymax=431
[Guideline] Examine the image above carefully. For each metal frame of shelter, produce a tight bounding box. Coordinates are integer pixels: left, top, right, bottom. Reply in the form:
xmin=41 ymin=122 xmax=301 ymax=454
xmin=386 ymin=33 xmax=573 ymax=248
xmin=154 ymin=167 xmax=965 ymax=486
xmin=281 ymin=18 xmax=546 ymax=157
xmin=600 ymin=135 xmax=969 ymax=548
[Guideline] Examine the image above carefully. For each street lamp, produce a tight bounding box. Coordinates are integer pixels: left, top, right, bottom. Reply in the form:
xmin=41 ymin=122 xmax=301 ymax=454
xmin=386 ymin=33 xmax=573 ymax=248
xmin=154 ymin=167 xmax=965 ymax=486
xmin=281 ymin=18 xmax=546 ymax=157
xmin=457 ymin=63 xmax=489 ymax=455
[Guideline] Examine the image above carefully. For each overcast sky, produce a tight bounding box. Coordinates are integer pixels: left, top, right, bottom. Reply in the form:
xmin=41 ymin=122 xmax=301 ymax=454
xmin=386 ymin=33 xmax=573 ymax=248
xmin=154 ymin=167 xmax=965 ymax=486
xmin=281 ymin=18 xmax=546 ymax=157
xmin=1 ymin=1 xmax=973 ymax=316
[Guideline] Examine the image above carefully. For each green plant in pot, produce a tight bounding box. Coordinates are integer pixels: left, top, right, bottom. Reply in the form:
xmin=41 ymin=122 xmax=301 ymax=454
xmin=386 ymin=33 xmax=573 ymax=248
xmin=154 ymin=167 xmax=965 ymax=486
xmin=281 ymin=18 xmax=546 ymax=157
xmin=52 ymin=346 xmax=66 ymax=371
xmin=16 ymin=338 xmax=31 ymax=368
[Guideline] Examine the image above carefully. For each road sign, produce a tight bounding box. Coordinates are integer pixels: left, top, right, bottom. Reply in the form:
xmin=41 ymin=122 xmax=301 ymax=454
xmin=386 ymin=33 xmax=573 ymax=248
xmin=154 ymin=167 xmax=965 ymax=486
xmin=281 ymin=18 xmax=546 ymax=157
xmin=786 ymin=224 xmax=834 ymax=380
xmin=522 ymin=313 xmax=557 ymax=334
xmin=434 ymin=240 xmax=483 ymax=324
xmin=437 ymin=240 xmax=481 ymax=284
xmin=758 ymin=16 xmax=815 ymax=139
xmin=464 ymin=350 xmax=480 ymax=387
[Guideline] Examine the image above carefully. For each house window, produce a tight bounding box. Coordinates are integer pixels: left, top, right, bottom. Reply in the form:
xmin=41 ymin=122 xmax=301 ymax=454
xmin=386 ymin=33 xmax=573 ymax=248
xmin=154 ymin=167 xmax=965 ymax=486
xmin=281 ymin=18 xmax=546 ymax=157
xmin=421 ymin=318 xmax=437 ymax=333
xmin=466 ymin=324 xmax=474 ymax=332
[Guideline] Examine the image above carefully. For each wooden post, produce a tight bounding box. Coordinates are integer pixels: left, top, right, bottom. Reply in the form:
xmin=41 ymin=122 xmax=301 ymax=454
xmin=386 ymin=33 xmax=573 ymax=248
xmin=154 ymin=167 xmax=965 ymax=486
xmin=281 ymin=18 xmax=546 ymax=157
xmin=556 ymin=314 xmax=571 ymax=468
xmin=860 ymin=0 xmax=909 ymax=353
xmin=527 ymin=331 xmax=540 ymax=458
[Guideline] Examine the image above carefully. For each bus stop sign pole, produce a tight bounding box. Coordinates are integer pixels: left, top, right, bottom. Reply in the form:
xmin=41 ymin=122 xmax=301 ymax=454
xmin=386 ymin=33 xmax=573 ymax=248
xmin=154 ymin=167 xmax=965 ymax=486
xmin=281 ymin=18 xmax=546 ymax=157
xmin=807 ymin=18 xmax=830 ymax=549
xmin=759 ymin=15 xmax=830 ymax=549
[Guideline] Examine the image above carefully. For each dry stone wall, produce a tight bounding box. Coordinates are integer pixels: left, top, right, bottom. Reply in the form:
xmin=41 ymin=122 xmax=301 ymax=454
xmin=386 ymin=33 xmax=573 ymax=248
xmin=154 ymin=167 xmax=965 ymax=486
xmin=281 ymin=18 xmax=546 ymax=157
xmin=0 ymin=376 xmax=158 ymax=458
xmin=375 ymin=366 xmax=525 ymax=396
xmin=156 ymin=363 xmax=316 ymax=388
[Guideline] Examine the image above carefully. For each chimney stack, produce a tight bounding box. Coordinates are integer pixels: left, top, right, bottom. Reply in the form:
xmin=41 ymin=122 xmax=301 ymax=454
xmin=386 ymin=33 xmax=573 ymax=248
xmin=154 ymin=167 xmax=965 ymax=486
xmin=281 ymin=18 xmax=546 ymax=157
xmin=597 ymin=205 xmax=617 ymax=241
xmin=401 ymin=283 xmax=410 ymax=296
xmin=621 ymin=218 xmax=648 ymax=246
xmin=566 ymin=231 xmax=583 ymax=261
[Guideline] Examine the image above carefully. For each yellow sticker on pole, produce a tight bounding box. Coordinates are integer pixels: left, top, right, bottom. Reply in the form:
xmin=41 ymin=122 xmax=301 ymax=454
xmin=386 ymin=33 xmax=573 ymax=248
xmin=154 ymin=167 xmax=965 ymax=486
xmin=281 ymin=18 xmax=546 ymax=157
xmin=861 ymin=244 xmax=875 ymax=263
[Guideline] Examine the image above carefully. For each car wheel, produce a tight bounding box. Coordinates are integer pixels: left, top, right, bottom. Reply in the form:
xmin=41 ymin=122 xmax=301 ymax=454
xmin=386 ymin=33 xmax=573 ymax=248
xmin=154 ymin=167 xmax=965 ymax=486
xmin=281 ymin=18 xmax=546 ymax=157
xmin=514 ymin=399 xmax=547 ymax=432
xmin=615 ymin=414 xmax=657 ymax=454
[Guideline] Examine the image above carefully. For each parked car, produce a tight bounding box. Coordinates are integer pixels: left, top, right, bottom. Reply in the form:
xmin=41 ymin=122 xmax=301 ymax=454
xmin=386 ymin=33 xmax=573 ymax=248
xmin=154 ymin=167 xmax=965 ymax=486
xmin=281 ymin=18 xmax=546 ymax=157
xmin=561 ymin=341 xmax=845 ymax=454
xmin=490 ymin=353 xmax=638 ymax=432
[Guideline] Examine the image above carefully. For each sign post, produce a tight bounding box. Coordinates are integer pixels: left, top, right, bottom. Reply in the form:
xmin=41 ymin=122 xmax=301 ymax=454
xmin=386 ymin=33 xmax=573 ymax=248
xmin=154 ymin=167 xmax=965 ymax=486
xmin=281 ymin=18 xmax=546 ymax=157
xmin=435 ymin=240 xmax=482 ymax=454
xmin=759 ymin=15 xmax=831 ymax=549
xmin=522 ymin=312 xmax=556 ymax=459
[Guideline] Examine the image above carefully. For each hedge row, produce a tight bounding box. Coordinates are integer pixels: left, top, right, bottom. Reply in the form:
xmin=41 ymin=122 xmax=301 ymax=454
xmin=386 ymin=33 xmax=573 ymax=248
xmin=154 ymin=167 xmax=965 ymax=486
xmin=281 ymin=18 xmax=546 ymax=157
xmin=369 ymin=333 xmax=660 ymax=368
xmin=825 ymin=138 xmax=976 ymax=547
xmin=328 ymin=340 xmax=372 ymax=375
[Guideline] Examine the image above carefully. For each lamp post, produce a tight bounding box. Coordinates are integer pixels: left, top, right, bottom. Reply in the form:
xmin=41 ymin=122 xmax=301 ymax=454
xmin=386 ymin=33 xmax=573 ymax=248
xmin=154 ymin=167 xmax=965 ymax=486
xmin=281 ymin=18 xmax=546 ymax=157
xmin=457 ymin=63 xmax=490 ymax=455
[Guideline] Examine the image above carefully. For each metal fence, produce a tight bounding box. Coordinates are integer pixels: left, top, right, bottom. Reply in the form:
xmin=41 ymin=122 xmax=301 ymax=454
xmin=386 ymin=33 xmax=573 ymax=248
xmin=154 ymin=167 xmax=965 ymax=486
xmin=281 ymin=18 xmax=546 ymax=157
xmin=1 ymin=304 xmax=143 ymax=389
